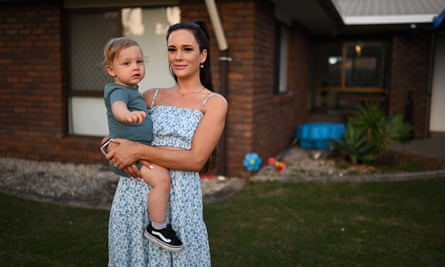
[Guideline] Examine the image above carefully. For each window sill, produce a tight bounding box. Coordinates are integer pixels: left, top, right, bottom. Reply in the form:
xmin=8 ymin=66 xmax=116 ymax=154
xmin=313 ymin=86 xmax=386 ymax=93
xmin=272 ymin=92 xmax=295 ymax=105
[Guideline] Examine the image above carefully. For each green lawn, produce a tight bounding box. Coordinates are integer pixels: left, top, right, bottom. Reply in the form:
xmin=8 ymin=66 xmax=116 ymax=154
xmin=1 ymin=178 xmax=445 ymax=266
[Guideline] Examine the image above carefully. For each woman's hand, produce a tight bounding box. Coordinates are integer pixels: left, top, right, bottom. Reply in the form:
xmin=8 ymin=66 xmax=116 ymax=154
xmin=105 ymin=138 xmax=140 ymax=169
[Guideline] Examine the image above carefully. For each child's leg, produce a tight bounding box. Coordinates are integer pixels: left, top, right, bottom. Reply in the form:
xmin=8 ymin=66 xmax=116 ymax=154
xmin=141 ymin=163 xmax=183 ymax=251
xmin=140 ymin=164 xmax=171 ymax=226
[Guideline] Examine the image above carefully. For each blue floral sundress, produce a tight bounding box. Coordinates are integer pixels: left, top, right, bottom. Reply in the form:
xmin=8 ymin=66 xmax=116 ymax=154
xmin=108 ymin=89 xmax=214 ymax=266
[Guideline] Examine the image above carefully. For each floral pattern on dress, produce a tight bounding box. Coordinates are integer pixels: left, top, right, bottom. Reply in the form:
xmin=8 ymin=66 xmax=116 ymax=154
xmin=108 ymin=101 xmax=211 ymax=267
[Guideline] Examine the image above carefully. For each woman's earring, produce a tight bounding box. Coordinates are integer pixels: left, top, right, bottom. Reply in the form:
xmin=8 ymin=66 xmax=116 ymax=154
xmin=200 ymin=64 xmax=204 ymax=68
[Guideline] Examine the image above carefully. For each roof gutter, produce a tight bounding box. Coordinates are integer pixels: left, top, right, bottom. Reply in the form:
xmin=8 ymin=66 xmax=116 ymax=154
xmin=205 ymin=0 xmax=228 ymax=51
xmin=204 ymin=0 xmax=231 ymax=176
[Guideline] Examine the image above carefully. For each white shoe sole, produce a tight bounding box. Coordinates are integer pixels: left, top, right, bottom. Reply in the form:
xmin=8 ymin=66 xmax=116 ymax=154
xmin=144 ymin=230 xmax=183 ymax=252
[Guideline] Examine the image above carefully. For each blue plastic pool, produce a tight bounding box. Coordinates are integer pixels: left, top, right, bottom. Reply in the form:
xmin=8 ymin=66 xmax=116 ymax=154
xmin=296 ymin=123 xmax=345 ymax=150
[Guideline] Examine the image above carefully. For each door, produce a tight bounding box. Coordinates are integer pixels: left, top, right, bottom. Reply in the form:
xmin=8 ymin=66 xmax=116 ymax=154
xmin=429 ymin=33 xmax=445 ymax=132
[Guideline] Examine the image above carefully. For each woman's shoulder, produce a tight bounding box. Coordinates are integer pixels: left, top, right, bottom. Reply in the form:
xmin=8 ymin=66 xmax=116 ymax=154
xmin=202 ymin=91 xmax=228 ymax=113
xmin=142 ymin=87 xmax=161 ymax=96
xmin=207 ymin=91 xmax=228 ymax=105
xmin=144 ymin=87 xmax=176 ymax=96
xmin=143 ymin=87 xmax=170 ymax=99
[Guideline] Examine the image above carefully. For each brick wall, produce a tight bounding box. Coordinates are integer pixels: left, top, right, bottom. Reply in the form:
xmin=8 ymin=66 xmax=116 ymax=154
xmin=0 ymin=4 xmax=105 ymax=165
xmin=249 ymin=2 xmax=310 ymax=174
xmin=389 ymin=32 xmax=432 ymax=136
xmin=182 ymin=0 xmax=258 ymax=176
xmin=182 ymin=0 xmax=310 ymax=176
xmin=2 ymin=2 xmax=433 ymax=177
xmin=0 ymin=1 xmax=321 ymax=177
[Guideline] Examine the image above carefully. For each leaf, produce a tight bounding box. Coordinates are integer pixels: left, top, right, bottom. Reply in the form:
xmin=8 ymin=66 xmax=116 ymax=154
xmin=331 ymin=123 xmax=378 ymax=164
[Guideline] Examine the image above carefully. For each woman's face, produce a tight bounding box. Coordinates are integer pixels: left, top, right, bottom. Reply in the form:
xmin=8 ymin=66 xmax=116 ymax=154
xmin=167 ymin=29 xmax=207 ymax=80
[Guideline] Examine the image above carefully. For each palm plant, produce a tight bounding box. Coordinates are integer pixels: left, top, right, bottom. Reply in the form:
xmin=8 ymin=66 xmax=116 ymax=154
xmin=348 ymin=102 xmax=412 ymax=153
xmin=330 ymin=123 xmax=377 ymax=164
xmin=331 ymin=102 xmax=413 ymax=164
xmin=382 ymin=114 xmax=413 ymax=145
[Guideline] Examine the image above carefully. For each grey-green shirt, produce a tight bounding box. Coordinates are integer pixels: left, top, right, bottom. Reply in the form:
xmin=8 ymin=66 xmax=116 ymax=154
xmin=104 ymin=83 xmax=153 ymax=145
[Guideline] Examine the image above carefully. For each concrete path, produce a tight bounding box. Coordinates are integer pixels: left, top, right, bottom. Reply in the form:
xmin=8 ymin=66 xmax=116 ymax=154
xmin=391 ymin=133 xmax=445 ymax=161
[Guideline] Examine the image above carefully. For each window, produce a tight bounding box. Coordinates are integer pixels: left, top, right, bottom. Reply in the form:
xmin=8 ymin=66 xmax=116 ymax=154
xmin=274 ymin=22 xmax=289 ymax=94
xmin=310 ymin=40 xmax=390 ymax=112
xmin=345 ymin=42 xmax=386 ymax=88
xmin=312 ymin=40 xmax=389 ymax=92
xmin=66 ymin=6 xmax=180 ymax=136
xmin=68 ymin=11 xmax=118 ymax=95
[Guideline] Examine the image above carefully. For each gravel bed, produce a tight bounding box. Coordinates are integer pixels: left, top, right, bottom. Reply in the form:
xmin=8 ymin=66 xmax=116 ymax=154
xmin=1 ymin=146 xmax=443 ymax=209
xmin=0 ymin=157 xmax=119 ymax=207
xmin=0 ymin=157 xmax=238 ymax=209
xmin=254 ymin=146 xmax=445 ymax=182
xmin=255 ymin=147 xmax=343 ymax=179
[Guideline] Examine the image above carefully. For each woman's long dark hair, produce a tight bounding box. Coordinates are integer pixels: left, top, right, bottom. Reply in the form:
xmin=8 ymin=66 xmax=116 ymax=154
xmin=166 ymin=21 xmax=216 ymax=173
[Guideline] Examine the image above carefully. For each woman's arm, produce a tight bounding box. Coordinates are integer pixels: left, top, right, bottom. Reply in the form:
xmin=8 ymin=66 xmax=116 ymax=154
xmin=106 ymin=94 xmax=228 ymax=174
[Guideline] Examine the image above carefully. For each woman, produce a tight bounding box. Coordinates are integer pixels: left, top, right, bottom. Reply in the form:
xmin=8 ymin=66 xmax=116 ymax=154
xmin=104 ymin=21 xmax=228 ymax=266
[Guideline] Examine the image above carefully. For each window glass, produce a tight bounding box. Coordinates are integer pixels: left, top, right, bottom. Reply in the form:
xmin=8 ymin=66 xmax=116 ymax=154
xmin=310 ymin=40 xmax=389 ymax=113
xmin=274 ymin=22 xmax=289 ymax=94
xmin=278 ymin=25 xmax=288 ymax=93
xmin=312 ymin=41 xmax=342 ymax=88
xmin=68 ymin=12 xmax=119 ymax=93
xmin=67 ymin=7 xmax=179 ymax=136
xmin=345 ymin=42 xmax=385 ymax=88
xmin=124 ymin=7 xmax=179 ymax=91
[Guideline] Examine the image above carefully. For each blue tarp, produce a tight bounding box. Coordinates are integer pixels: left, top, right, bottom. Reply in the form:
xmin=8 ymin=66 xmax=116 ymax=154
xmin=433 ymin=9 xmax=445 ymax=30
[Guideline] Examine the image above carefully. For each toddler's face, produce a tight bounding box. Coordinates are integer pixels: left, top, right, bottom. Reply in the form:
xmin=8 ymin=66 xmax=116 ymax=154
xmin=110 ymin=45 xmax=145 ymax=87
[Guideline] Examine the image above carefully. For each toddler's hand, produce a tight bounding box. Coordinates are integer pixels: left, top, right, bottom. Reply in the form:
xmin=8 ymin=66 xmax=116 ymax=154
xmin=125 ymin=111 xmax=147 ymax=124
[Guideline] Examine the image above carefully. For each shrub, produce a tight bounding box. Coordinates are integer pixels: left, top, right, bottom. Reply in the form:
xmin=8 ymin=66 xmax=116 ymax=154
xmin=330 ymin=123 xmax=377 ymax=164
xmin=331 ymin=102 xmax=413 ymax=164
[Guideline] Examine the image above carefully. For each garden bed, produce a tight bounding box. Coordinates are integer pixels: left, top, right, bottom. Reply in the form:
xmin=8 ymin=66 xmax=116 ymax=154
xmin=256 ymin=146 xmax=445 ymax=179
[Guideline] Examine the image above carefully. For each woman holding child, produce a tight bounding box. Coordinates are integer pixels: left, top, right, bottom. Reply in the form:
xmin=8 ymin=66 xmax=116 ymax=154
xmin=104 ymin=21 xmax=228 ymax=266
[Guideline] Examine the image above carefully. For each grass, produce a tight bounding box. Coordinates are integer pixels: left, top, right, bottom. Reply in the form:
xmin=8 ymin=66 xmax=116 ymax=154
xmin=1 ymin=178 xmax=445 ymax=266
xmin=0 ymin=195 xmax=109 ymax=266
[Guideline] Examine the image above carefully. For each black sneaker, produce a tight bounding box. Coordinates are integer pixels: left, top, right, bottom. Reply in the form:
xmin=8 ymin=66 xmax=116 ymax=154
xmin=144 ymin=223 xmax=183 ymax=252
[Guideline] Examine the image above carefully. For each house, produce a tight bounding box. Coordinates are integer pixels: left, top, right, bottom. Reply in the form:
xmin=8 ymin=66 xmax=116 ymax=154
xmin=0 ymin=0 xmax=444 ymax=177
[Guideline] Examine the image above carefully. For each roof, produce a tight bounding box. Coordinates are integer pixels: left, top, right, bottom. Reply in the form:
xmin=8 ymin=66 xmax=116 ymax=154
xmin=332 ymin=0 xmax=445 ymax=25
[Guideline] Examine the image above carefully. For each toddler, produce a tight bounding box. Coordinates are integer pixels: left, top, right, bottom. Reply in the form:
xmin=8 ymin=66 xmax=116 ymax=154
xmin=102 ymin=37 xmax=182 ymax=252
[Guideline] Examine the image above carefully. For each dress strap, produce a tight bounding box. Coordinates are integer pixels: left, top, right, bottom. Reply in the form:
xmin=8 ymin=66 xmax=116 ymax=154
xmin=200 ymin=93 xmax=217 ymax=112
xmin=150 ymin=88 xmax=160 ymax=109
